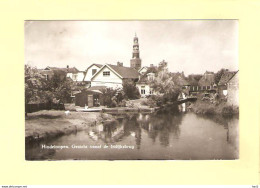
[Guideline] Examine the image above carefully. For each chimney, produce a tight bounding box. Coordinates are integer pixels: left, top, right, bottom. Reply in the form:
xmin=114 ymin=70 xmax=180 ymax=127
xmin=67 ymin=65 xmax=69 ymax=69
xmin=117 ymin=62 xmax=123 ymax=67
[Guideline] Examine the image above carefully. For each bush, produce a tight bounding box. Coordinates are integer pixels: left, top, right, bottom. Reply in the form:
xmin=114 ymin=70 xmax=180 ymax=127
xmin=102 ymin=88 xmax=123 ymax=108
xmin=222 ymin=105 xmax=235 ymax=115
xmin=141 ymin=99 xmax=157 ymax=108
xmin=123 ymin=80 xmax=140 ymax=100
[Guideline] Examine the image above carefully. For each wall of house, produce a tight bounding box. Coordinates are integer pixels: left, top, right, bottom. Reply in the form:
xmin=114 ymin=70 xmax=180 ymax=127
xmin=139 ymin=67 xmax=148 ymax=74
xmin=84 ymin=65 xmax=101 ymax=82
xmin=66 ymin=72 xmax=85 ymax=82
xmin=91 ymin=66 xmax=123 ymax=89
xmin=227 ymin=73 xmax=239 ymax=107
xmin=76 ymin=72 xmax=85 ymax=82
xmin=136 ymin=83 xmax=152 ymax=97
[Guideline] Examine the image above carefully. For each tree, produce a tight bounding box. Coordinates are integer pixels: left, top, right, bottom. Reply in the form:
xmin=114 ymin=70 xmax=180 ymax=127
xmin=25 ymin=65 xmax=49 ymax=105
xmin=150 ymin=69 xmax=181 ymax=104
xmin=123 ymin=80 xmax=140 ymax=100
xmin=47 ymin=70 xmax=73 ymax=103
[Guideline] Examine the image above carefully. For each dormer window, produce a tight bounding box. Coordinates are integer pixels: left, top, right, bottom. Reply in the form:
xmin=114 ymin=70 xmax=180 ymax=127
xmin=103 ymin=71 xmax=110 ymax=76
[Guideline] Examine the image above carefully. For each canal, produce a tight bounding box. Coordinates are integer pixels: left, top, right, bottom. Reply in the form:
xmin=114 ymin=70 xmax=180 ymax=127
xmin=26 ymin=111 xmax=239 ymax=160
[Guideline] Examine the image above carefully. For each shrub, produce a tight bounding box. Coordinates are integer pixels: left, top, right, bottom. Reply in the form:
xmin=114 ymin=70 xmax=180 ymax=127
xmin=222 ymin=106 xmax=235 ymax=115
xmin=123 ymin=80 xmax=140 ymax=100
xmin=141 ymin=99 xmax=157 ymax=108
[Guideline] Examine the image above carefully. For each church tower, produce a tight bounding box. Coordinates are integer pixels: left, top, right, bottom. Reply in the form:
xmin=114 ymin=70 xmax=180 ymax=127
xmin=130 ymin=33 xmax=142 ymax=70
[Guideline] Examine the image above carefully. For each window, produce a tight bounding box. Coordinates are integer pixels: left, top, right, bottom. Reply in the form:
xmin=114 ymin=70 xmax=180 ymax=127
xmin=103 ymin=71 xmax=110 ymax=76
xmin=92 ymin=69 xmax=97 ymax=75
xmin=72 ymin=74 xmax=77 ymax=80
xmin=141 ymin=86 xmax=145 ymax=94
xmin=44 ymin=74 xmax=49 ymax=80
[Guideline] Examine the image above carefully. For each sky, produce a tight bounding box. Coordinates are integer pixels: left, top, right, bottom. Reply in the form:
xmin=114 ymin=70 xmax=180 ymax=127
xmin=25 ymin=20 xmax=238 ymax=75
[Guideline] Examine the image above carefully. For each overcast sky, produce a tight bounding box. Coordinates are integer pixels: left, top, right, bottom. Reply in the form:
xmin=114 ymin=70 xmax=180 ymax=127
xmin=25 ymin=20 xmax=238 ymax=75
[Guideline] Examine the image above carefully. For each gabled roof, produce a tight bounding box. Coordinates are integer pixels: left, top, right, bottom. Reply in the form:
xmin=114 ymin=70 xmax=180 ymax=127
xmin=138 ymin=66 xmax=148 ymax=72
xmin=107 ymin=64 xmax=139 ymax=79
xmin=91 ymin=64 xmax=139 ymax=81
xmin=44 ymin=66 xmax=79 ymax=73
xmin=218 ymin=71 xmax=237 ymax=85
xmin=198 ymin=71 xmax=215 ymax=86
xmin=86 ymin=63 xmax=103 ymax=71
xmin=171 ymin=72 xmax=189 ymax=86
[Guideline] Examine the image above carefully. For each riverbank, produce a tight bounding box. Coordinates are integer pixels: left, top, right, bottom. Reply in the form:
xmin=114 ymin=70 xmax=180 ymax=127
xmin=25 ymin=110 xmax=114 ymax=143
xmin=190 ymin=100 xmax=239 ymax=116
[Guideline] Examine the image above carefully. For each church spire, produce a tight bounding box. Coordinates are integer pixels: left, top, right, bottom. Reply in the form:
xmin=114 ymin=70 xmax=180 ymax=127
xmin=130 ymin=33 xmax=142 ymax=70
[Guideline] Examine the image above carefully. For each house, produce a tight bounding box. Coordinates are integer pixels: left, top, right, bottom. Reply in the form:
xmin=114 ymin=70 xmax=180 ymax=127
xmin=218 ymin=71 xmax=237 ymax=98
xmin=136 ymin=68 xmax=157 ymax=97
xmin=139 ymin=66 xmax=149 ymax=74
xmin=83 ymin=63 xmax=103 ymax=83
xmin=65 ymin=66 xmax=80 ymax=81
xmin=227 ymin=71 xmax=239 ymax=107
xmin=39 ymin=66 xmax=80 ymax=81
xmin=171 ymin=72 xmax=189 ymax=89
xmin=188 ymin=71 xmax=216 ymax=96
xmin=91 ymin=62 xmax=139 ymax=89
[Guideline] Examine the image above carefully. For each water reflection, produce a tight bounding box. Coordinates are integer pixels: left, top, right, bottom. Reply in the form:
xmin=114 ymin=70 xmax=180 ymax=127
xmin=86 ymin=112 xmax=183 ymax=149
xmin=26 ymin=111 xmax=239 ymax=160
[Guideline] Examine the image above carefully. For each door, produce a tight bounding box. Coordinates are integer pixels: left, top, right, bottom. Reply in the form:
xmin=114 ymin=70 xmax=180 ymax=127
xmin=88 ymin=95 xmax=93 ymax=107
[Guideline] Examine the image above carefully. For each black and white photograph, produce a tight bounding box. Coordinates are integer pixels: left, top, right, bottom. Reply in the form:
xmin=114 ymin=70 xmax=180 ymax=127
xmin=25 ymin=20 xmax=239 ymax=160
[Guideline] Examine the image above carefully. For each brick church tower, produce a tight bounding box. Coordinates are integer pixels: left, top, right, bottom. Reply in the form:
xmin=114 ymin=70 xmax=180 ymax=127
xmin=130 ymin=33 xmax=142 ymax=70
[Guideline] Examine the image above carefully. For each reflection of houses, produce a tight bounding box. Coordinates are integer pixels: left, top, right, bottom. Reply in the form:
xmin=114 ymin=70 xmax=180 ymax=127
xmin=227 ymin=71 xmax=239 ymax=107
xmin=90 ymin=62 xmax=139 ymax=89
xmin=218 ymin=70 xmax=237 ymax=99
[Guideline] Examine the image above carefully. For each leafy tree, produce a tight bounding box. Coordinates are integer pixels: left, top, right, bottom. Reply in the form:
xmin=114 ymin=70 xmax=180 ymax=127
xmin=122 ymin=80 xmax=140 ymax=100
xmin=25 ymin=65 xmax=49 ymax=104
xmin=150 ymin=69 xmax=181 ymax=104
xmin=48 ymin=70 xmax=73 ymax=103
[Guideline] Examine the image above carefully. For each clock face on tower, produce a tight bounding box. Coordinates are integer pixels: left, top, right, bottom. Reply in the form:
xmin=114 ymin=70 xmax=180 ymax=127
xmin=134 ymin=39 xmax=138 ymax=43
xmin=134 ymin=46 xmax=139 ymax=50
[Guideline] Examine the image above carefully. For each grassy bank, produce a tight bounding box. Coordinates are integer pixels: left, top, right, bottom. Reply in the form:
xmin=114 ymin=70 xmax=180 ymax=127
xmin=25 ymin=110 xmax=114 ymax=143
xmin=190 ymin=100 xmax=239 ymax=116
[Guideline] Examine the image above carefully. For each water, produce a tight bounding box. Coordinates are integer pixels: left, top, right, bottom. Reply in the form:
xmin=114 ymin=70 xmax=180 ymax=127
xmin=26 ymin=112 xmax=239 ymax=160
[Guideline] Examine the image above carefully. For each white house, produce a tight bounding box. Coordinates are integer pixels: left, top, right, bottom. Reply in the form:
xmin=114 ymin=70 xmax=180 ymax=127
xmin=84 ymin=64 xmax=103 ymax=82
xmin=91 ymin=63 xmax=139 ymax=89
xmin=67 ymin=71 xmax=86 ymax=82
xmin=136 ymin=72 xmax=156 ymax=97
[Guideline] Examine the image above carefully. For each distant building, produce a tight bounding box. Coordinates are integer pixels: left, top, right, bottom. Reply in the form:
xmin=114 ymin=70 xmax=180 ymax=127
xmin=130 ymin=33 xmax=142 ymax=70
xmin=188 ymin=71 xmax=216 ymax=95
xmin=91 ymin=62 xmax=139 ymax=89
xmin=227 ymin=71 xmax=239 ymax=106
xmin=218 ymin=70 xmax=237 ymax=98
xmin=39 ymin=66 xmax=79 ymax=81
